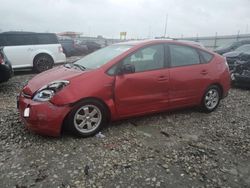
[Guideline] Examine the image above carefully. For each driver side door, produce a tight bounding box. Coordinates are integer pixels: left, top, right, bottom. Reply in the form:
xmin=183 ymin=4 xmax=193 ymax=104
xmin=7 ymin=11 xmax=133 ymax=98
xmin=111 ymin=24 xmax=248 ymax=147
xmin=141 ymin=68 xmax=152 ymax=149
xmin=114 ymin=44 xmax=170 ymax=117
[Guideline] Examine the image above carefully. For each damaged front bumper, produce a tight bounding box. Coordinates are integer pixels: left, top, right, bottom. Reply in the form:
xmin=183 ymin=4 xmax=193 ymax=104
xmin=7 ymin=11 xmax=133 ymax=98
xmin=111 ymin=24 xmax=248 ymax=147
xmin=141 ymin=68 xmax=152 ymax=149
xmin=231 ymin=72 xmax=250 ymax=87
xmin=17 ymin=94 xmax=71 ymax=137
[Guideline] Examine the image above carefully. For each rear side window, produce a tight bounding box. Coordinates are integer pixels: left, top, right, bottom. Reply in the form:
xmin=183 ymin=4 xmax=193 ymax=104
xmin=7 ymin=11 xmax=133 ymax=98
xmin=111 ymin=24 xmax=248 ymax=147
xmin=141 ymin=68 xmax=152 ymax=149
xmin=169 ymin=44 xmax=200 ymax=67
xmin=36 ymin=34 xmax=58 ymax=44
xmin=199 ymin=50 xmax=213 ymax=63
xmin=5 ymin=34 xmax=36 ymax=46
xmin=0 ymin=35 xmax=6 ymax=46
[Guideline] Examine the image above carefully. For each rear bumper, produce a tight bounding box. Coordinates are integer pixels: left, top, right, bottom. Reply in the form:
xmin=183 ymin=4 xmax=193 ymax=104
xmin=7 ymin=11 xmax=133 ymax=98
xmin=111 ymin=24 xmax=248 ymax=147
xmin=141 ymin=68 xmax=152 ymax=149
xmin=0 ymin=64 xmax=13 ymax=83
xmin=18 ymin=95 xmax=71 ymax=137
xmin=53 ymin=53 xmax=66 ymax=64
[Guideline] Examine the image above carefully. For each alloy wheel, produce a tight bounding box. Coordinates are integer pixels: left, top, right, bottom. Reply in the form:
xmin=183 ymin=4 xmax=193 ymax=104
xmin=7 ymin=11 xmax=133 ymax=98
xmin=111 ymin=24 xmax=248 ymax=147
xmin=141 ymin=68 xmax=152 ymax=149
xmin=73 ymin=105 xmax=102 ymax=134
xmin=204 ymin=88 xmax=219 ymax=110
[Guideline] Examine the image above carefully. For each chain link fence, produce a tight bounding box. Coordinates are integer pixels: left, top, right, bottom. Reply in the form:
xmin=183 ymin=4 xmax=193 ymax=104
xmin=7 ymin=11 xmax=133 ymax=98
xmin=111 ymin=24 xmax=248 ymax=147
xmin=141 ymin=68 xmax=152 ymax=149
xmin=180 ymin=33 xmax=250 ymax=50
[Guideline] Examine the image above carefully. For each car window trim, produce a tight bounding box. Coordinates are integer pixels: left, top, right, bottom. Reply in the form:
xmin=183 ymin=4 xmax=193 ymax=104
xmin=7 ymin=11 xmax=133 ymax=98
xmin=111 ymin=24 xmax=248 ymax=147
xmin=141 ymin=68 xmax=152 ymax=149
xmin=106 ymin=43 xmax=168 ymax=76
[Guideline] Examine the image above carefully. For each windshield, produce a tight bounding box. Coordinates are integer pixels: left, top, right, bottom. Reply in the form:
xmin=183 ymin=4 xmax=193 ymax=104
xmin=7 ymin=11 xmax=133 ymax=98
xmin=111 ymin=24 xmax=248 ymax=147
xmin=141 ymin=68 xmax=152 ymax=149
xmin=235 ymin=44 xmax=250 ymax=53
xmin=215 ymin=42 xmax=235 ymax=50
xmin=74 ymin=45 xmax=132 ymax=69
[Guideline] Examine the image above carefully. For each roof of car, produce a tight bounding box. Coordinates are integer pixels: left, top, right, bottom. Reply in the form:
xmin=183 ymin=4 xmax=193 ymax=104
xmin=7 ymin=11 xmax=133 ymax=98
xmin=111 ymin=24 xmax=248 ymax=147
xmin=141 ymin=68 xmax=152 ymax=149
xmin=113 ymin=39 xmax=206 ymax=50
xmin=114 ymin=39 xmax=173 ymax=46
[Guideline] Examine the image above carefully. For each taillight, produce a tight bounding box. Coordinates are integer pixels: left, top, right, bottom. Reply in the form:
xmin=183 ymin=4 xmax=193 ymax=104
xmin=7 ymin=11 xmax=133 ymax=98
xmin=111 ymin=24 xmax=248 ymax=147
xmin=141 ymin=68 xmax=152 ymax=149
xmin=0 ymin=53 xmax=4 ymax=64
xmin=58 ymin=46 xmax=63 ymax=53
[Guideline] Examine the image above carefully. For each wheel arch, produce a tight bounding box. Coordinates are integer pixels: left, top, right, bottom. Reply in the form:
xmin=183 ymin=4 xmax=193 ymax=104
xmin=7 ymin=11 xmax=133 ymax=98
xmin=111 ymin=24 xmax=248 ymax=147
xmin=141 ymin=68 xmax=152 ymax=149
xmin=61 ymin=96 xmax=112 ymax=134
xmin=208 ymin=83 xmax=223 ymax=98
xmin=33 ymin=53 xmax=55 ymax=65
xmin=71 ymin=97 xmax=112 ymax=120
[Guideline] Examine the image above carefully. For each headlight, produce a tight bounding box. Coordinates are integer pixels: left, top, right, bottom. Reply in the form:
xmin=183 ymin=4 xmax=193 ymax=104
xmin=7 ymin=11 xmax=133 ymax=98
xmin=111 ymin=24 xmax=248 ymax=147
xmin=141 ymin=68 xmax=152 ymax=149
xmin=33 ymin=80 xmax=69 ymax=102
xmin=33 ymin=89 xmax=55 ymax=102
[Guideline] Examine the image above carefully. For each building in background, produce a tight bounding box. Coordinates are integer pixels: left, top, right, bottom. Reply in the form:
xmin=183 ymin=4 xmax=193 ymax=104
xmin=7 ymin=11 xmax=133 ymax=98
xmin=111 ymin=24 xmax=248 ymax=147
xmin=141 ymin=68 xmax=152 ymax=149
xmin=57 ymin=31 xmax=82 ymax=39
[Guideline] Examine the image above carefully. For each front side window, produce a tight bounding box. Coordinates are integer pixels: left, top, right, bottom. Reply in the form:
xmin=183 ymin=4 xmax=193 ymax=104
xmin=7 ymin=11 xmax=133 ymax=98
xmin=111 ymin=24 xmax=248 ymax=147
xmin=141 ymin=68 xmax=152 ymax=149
xmin=169 ymin=44 xmax=200 ymax=67
xmin=121 ymin=44 xmax=164 ymax=73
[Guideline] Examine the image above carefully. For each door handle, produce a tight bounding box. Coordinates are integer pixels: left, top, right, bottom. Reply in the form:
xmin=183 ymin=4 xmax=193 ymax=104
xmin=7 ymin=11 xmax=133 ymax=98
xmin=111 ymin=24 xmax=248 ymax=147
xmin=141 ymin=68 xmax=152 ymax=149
xmin=157 ymin=76 xmax=168 ymax=81
xmin=200 ymin=70 xmax=208 ymax=75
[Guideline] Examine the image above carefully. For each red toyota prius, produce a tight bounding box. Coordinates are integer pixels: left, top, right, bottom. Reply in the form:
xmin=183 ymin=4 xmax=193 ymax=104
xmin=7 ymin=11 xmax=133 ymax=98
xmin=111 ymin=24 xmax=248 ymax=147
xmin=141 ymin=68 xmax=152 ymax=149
xmin=17 ymin=40 xmax=230 ymax=137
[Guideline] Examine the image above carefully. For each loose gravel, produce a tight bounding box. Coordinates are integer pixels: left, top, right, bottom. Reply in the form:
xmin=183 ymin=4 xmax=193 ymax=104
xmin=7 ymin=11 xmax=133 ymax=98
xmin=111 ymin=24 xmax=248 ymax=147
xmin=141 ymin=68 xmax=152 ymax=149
xmin=0 ymin=71 xmax=250 ymax=188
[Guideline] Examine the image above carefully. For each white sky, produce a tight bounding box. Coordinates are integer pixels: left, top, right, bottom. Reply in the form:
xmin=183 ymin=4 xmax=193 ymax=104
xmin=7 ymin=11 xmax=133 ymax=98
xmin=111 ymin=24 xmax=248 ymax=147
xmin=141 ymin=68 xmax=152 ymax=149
xmin=0 ymin=0 xmax=250 ymax=38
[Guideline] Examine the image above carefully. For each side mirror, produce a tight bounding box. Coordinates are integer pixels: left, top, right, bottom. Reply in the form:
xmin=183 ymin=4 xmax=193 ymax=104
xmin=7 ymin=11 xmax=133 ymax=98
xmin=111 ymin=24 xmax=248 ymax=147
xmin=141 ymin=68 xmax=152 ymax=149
xmin=117 ymin=64 xmax=135 ymax=75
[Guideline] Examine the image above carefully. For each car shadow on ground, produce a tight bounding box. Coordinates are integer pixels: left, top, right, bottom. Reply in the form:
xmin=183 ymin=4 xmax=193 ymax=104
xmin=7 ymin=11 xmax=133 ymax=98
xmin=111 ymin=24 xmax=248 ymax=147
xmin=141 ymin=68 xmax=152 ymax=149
xmin=109 ymin=107 xmax=198 ymax=127
xmin=61 ymin=107 xmax=198 ymax=139
xmin=14 ymin=69 xmax=35 ymax=76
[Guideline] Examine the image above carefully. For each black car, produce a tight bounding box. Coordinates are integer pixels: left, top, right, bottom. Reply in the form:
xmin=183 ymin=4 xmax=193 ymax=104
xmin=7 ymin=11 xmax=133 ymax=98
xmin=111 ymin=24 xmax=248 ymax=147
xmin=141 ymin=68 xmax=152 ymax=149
xmin=231 ymin=53 xmax=250 ymax=87
xmin=80 ymin=41 xmax=101 ymax=53
xmin=215 ymin=40 xmax=250 ymax=55
xmin=223 ymin=44 xmax=250 ymax=70
xmin=59 ymin=39 xmax=88 ymax=57
xmin=0 ymin=47 xmax=13 ymax=83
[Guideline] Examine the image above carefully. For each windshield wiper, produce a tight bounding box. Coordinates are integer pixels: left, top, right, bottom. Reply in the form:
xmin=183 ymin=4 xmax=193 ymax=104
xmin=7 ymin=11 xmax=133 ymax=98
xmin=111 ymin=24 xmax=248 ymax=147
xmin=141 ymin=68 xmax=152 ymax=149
xmin=64 ymin=63 xmax=72 ymax=69
xmin=73 ymin=64 xmax=86 ymax=71
xmin=64 ymin=63 xmax=86 ymax=71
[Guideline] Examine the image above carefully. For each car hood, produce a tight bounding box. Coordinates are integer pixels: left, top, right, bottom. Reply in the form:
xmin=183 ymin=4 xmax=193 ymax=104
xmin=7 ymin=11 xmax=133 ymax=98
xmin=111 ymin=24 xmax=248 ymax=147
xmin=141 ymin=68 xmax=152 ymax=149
xmin=223 ymin=51 xmax=241 ymax=58
xmin=23 ymin=66 xmax=88 ymax=95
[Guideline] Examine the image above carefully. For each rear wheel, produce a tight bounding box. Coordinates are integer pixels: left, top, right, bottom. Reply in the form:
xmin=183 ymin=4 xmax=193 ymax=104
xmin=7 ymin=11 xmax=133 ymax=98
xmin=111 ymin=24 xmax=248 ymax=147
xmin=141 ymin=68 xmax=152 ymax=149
xmin=201 ymin=85 xmax=221 ymax=112
xmin=66 ymin=100 xmax=107 ymax=137
xmin=63 ymin=48 xmax=70 ymax=57
xmin=33 ymin=54 xmax=54 ymax=73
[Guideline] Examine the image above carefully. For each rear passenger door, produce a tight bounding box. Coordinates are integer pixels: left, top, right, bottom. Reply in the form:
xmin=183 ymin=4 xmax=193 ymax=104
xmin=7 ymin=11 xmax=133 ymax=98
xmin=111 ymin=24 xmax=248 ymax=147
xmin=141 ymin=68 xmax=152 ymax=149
xmin=168 ymin=44 xmax=210 ymax=107
xmin=33 ymin=34 xmax=61 ymax=61
xmin=3 ymin=34 xmax=36 ymax=68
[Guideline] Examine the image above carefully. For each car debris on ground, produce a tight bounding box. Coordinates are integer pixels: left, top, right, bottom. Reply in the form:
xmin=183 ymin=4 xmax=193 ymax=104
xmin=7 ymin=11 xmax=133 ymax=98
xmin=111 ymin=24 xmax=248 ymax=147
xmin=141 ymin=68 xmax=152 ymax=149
xmin=0 ymin=73 xmax=249 ymax=187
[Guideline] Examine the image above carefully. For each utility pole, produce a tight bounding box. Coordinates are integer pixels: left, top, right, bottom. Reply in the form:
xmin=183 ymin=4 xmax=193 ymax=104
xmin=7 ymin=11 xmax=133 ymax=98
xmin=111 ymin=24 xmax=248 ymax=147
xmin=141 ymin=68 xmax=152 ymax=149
xmin=148 ymin=26 xmax=151 ymax=39
xmin=163 ymin=14 xmax=168 ymax=38
xmin=237 ymin=30 xmax=240 ymax=41
xmin=214 ymin=32 xmax=218 ymax=49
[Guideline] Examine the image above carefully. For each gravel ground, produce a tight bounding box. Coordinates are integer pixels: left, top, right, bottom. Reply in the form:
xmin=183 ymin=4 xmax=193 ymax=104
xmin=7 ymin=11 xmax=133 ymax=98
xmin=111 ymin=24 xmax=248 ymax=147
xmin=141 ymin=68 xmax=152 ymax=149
xmin=0 ymin=70 xmax=250 ymax=188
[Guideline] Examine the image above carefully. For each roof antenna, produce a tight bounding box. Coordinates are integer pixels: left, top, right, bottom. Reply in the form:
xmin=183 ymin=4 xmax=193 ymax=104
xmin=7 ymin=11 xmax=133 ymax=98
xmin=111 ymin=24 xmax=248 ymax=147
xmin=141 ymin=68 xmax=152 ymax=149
xmin=163 ymin=14 xmax=168 ymax=38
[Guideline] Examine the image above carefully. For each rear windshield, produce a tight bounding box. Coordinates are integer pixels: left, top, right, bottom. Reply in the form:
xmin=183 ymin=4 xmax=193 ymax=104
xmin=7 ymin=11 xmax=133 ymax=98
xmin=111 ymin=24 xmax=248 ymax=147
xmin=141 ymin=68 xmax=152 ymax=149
xmin=235 ymin=44 xmax=250 ymax=53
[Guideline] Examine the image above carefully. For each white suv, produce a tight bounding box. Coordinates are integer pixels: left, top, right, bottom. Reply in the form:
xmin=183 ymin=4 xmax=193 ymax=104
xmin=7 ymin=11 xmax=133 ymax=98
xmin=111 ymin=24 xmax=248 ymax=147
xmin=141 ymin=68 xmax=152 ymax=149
xmin=0 ymin=32 xmax=66 ymax=72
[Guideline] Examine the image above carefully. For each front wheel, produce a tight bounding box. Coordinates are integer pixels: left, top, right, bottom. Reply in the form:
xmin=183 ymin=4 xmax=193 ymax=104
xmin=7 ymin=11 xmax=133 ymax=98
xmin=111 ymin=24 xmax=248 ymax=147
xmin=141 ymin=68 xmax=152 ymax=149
xmin=201 ymin=85 xmax=221 ymax=112
xmin=66 ymin=100 xmax=107 ymax=137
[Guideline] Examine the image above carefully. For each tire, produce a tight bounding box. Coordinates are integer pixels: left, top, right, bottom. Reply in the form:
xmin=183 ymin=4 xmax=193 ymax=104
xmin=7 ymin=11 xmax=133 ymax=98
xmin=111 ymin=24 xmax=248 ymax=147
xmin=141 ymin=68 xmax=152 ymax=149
xmin=63 ymin=48 xmax=70 ymax=57
xmin=201 ymin=85 xmax=221 ymax=113
xmin=33 ymin=54 xmax=54 ymax=73
xmin=66 ymin=100 xmax=108 ymax=137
